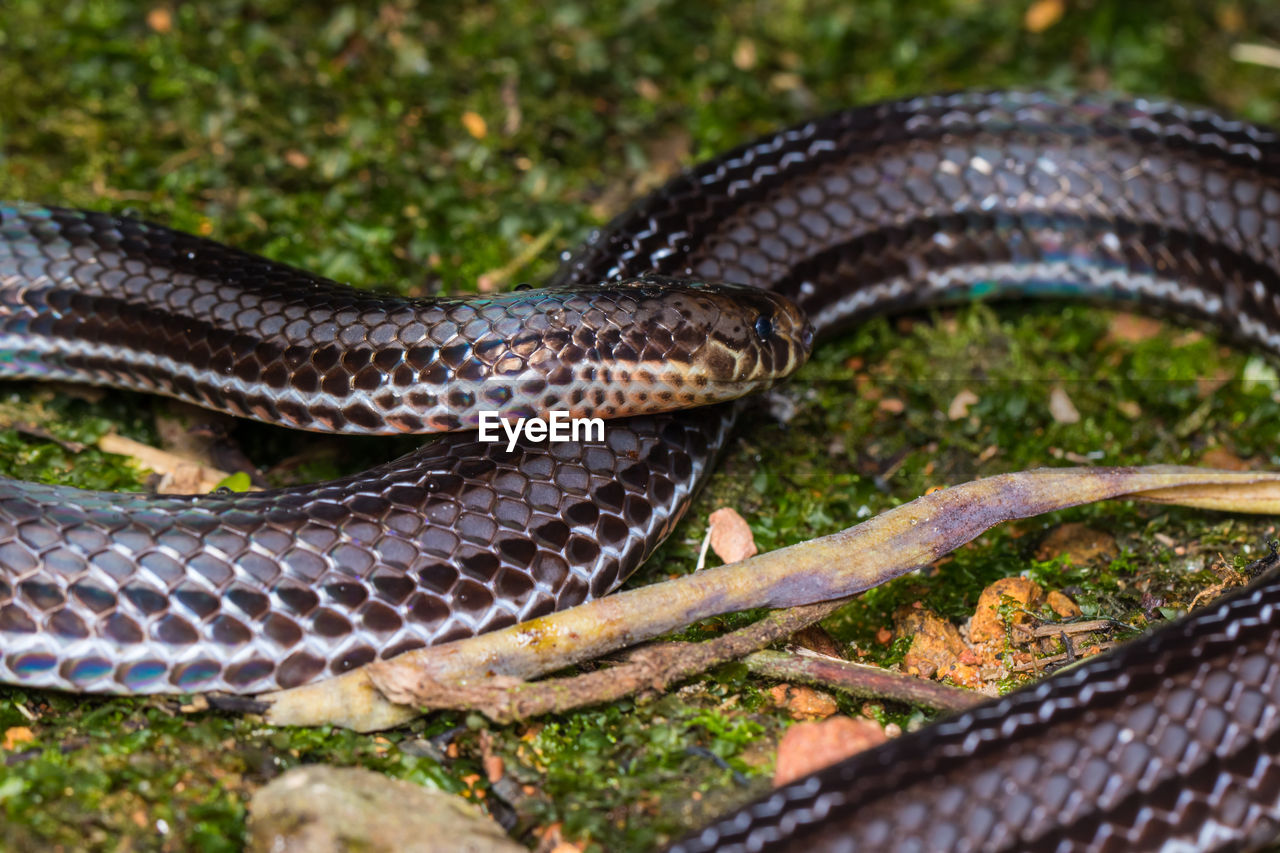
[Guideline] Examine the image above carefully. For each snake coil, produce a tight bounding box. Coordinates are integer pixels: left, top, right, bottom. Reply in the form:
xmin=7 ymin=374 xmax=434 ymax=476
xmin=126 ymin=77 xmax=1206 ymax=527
xmin=3 ymin=91 xmax=1280 ymax=850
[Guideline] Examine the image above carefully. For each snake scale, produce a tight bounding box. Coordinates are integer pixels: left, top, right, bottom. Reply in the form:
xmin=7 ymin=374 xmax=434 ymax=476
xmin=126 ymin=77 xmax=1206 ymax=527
xmin=4 ymin=91 xmax=1280 ymax=849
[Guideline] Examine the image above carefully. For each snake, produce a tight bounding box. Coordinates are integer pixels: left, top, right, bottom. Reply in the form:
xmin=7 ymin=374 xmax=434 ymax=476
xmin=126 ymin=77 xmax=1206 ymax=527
xmin=3 ymin=91 xmax=1280 ymax=849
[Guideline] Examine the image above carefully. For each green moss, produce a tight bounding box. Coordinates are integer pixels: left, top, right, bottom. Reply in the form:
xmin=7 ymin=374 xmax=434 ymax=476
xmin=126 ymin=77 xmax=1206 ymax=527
xmin=2 ymin=1 xmax=1280 ymax=849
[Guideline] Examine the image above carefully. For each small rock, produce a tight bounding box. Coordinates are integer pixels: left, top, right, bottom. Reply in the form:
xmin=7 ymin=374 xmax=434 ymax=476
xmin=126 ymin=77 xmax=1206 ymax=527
xmin=768 ymin=684 xmax=839 ymax=720
xmin=970 ymin=577 xmax=1044 ymax=643
xmin=773 ymin=717 xmax=886 ymax=786
xmin=936 ymin=662 xmax=983 ymax=689
xmin=1036 ymin=523 xmax=1118 ymax=564
xmin=1046 ymin=590 xmax=1083 ymax=619
xmin=248 ymin=766 xmax=523 ymax=853
xmin=895 ymin=608 xmax=968 ymax=679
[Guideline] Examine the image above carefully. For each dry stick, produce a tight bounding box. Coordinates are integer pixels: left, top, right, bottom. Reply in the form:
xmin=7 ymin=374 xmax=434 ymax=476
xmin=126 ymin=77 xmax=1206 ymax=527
xmin=263 ymin=466 xmax=1280 ymax=731
xmin=398 ymin=600 xmax=851 ymax=724
xmin=742 ymin=649 xmax=983 ymax=713
xmin=1010 ymin=643 xmax=1120 ymax=673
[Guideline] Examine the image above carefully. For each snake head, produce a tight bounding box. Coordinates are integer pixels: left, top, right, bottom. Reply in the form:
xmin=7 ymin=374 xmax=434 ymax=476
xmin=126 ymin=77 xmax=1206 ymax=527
xmin=544 ymin=275 xmax=814 ymax=417
xmin=381 ymin=275 xmax=814 ymax=432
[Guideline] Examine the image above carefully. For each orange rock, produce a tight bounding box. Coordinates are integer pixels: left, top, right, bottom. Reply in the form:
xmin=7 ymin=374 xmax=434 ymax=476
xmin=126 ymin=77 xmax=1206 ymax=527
xmin=970 ymin=577 xmax=1044 ymax=643
xmin=937 ymin=662 xmax=983 ymax=690
xmin=896 ymin=608 xmax=968 ymax=679
xmin=768 ymin=684 xmax=839 ymax=720
xmin=1036 ymin=523 xmax=1118 ymax=564
xmin=2 ymin=726 xmax=33 ymax=750
xmin=1046 ymin=590 xmax=1083 ymax=619
xmin=773 ymin=717 xmax=887 ymax=786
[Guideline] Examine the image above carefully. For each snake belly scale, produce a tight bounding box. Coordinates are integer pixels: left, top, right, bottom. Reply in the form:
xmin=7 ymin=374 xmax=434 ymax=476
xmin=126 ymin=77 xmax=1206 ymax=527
xmin=3 ymin=91 xmax=1280 ymax=849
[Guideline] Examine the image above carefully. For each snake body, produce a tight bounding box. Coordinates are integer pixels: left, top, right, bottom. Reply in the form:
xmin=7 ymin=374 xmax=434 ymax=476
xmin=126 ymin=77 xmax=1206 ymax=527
xmin=0 ymin=205 xmax=809 ymax=692
xmin=3 ymin=91 xmax=1280 ymax=848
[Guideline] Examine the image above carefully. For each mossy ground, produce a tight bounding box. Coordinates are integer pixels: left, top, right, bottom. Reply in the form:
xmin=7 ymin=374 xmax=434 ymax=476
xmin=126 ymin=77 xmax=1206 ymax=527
xmin=2 ymin=2 xmax=1280 ymax=850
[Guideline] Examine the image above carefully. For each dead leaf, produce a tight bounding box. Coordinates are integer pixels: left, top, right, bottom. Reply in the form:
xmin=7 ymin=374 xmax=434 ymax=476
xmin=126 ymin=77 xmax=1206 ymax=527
xmin=1048 ymin=385 xmax=1081 ymax=424
xmin=146 ymin=6 xmax=172 ymax=33
xmin=633 ymin=78 xmax=660 ymax=100
xmin=461 ymin=111 xmax=487 ymax=139
xmin=708 ymin=507 xmax=758 ymax=563
xmin=947 ymin=388 xmax=979 ymax=421
xmin=1024 ymin=0 xmax=1064 ymax=32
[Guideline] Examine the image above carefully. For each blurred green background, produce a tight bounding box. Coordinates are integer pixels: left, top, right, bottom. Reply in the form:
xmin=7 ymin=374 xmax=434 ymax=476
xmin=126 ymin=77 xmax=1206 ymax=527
xmin=2 ymin=1 xmax=1280 ymax=850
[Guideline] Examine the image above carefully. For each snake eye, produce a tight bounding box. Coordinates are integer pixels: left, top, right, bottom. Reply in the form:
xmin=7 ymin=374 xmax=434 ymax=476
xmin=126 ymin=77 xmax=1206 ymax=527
xmin=753 ymin=315 xmax=774 ymax=341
